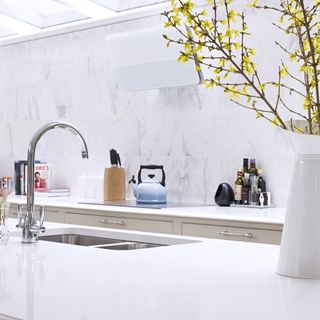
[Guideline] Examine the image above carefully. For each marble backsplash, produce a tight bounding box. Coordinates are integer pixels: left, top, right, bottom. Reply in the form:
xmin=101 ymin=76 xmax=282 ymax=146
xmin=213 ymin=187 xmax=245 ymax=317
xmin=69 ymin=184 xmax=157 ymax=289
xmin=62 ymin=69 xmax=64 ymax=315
xmin=0 ymin=4 xmax=296 ymax=206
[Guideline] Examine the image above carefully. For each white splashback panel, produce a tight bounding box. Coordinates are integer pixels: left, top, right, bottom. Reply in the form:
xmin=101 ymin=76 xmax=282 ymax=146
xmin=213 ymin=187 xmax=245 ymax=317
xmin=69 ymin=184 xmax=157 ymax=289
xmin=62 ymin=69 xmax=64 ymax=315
xmin=106 ymin=27 xmax=203 ymax=91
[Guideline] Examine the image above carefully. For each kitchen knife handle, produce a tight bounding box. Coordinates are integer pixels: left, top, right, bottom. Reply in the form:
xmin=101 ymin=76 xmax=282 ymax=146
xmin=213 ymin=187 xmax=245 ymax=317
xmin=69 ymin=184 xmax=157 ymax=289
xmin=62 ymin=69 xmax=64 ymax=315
xmin=117 ymin=153 xmax=121 ymax=167
xmin=109 ymin=149 xmax=118 ymax=166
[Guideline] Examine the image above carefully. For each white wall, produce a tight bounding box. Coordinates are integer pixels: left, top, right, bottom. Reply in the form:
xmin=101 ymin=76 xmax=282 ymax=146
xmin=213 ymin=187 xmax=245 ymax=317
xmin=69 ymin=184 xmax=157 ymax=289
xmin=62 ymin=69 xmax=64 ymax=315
xmin=0 ymin=5 xmax=296 ymax=206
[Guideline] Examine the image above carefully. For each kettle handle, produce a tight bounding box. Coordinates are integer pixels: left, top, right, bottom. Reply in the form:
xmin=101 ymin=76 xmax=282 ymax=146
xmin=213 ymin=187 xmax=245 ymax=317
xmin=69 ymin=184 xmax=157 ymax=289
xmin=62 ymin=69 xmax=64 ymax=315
xmin=138 ymin=165 xmax=166 ymax=187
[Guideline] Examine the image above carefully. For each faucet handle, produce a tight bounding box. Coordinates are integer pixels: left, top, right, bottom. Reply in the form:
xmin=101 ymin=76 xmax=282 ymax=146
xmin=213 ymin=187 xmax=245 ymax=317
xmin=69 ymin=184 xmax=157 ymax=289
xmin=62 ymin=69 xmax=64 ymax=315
xmin=16 ymin=204 xmax=24 ymax=228
xmin=39 ymin=206 xmax=45 ymax=232
xmin=29 ymin=206 xmax=46 ymax=235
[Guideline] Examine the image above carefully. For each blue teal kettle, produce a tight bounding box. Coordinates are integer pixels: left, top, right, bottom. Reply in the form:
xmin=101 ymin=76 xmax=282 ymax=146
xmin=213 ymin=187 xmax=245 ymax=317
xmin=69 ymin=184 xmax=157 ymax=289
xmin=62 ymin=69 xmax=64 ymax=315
xmin=129 ymin=165 xmax=167 ymax=204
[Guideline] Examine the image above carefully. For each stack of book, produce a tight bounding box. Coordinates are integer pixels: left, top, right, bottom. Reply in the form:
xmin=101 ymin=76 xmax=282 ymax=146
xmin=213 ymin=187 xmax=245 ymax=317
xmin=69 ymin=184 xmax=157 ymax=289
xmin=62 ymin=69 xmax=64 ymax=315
xmin=14 ymin=161 xmax=51 ymax=195
xmin=35 ymin=188 xmax=70 ymax=198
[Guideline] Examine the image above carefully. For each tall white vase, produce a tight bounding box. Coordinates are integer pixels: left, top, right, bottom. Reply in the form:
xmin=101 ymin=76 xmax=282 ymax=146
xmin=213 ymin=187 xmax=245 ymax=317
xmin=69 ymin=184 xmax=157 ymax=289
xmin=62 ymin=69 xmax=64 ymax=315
xmin=278 ymin=130 xmax=320 ymax=278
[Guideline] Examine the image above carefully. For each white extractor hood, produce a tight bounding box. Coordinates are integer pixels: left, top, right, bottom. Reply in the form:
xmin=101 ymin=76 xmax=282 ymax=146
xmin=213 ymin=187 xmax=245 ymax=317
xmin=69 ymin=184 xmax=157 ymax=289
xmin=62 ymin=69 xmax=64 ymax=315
xmin=106 ymin=27 xmax=203 ymax=91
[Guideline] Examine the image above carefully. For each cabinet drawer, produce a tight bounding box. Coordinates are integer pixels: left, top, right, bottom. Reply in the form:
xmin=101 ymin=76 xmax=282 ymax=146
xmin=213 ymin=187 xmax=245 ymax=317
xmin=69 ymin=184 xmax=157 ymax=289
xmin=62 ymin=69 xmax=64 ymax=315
xmin=45 ymin=210 xmax=64 ymax=223
xmin=8 ymin=204 xmax=64 ymax=223
xmin=65 ymin=213 xmax=174 ymax=234
xmin=182 ymin=223 xmax=281 ymax=244
xmin=8 ymin=203 xmax=17 ymax=218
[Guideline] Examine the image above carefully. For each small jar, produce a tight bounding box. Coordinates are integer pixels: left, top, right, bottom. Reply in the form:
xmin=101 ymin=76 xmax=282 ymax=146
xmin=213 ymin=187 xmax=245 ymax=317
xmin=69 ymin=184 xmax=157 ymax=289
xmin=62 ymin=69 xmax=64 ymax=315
xmin=0 ymin=202 xmax=10 ymax=245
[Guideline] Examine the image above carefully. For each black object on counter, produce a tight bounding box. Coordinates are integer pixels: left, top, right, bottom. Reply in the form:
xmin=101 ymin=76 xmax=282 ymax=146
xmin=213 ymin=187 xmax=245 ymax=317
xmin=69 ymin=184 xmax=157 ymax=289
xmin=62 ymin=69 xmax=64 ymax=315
xmin=117 ymin=152 xmax=122 ymax=167
xmin=128 ymin=175 xmax=136 ymax=184
xmin=110 ymin=149 xmax=122 ymax=167
xmin=214 ymin=183 xmax=235 ymax=207
xmin=109 ymin=149 xmax=117 ymax=166
xmin=138 ymin=165 xmax=166 ymax=187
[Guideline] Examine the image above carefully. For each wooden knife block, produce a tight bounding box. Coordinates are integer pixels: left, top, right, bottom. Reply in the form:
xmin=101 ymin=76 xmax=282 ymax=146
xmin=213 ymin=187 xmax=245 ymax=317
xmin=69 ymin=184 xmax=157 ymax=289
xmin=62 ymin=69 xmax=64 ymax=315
xmin=104 ymin=167 xmax=125 ymax=201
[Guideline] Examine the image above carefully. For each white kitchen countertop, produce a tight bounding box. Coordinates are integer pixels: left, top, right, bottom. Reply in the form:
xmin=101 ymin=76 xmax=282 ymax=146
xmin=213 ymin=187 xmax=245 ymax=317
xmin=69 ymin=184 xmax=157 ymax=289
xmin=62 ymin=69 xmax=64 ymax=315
xmin=0 ymin=219 xmax=318 ymax=320
xmin=7 ymin=195 xmax=285 ymax=225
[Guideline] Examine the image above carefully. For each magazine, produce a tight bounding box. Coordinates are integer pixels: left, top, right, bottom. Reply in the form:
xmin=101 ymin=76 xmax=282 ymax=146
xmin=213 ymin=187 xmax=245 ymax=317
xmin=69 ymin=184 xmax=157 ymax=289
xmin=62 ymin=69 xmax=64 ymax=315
xmin=14 ymin=161 xmax=51 ymax=195
xmin=34 ymin=163 xmax=51 ymax=191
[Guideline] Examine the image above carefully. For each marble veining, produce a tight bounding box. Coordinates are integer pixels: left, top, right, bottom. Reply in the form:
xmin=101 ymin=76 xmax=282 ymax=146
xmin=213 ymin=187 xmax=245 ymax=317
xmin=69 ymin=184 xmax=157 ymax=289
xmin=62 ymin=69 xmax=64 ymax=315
xmin=0 ymin=1 xmax=297 ymax=206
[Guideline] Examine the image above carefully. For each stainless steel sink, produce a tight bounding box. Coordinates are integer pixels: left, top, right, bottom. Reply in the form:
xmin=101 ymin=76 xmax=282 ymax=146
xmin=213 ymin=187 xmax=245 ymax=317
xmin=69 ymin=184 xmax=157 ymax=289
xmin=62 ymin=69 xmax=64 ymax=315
xmin=39 ymin=233 xmax=166 ymax=250
xmin=95 ymin=242 xmax=164 ymax=250
xmin=39 ymin=234 xmax=123 ymax=246
xmin=38 ymin=227 xmax=198 ymax=250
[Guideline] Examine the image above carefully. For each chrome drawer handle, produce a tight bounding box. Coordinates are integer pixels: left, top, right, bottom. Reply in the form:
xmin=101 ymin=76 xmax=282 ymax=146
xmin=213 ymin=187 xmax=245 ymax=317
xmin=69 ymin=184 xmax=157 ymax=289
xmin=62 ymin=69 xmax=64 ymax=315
xmin=218 ymin=231 xmax=253 ymax=238
xmin=99 ymin=218 xmax=125 ymax=226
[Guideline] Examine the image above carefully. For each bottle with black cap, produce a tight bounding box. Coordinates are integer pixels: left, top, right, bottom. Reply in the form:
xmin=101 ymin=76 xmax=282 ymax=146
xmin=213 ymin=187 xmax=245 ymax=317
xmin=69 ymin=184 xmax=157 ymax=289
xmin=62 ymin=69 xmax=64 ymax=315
xmin=257 ymin=169 xmax=266 ymax=193
xmin=243 ymin=158 xmax=249 ymax=174
xmin=241 ymin=158 xmax=250 ymax=205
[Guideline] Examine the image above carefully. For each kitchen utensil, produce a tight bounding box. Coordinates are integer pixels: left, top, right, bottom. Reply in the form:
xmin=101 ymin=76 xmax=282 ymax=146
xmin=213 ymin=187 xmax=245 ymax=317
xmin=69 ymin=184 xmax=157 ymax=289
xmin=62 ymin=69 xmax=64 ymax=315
xmin=109 ymin=149 xmax=118 ymax=166
xmin=117 ymin=152 xmax=121 ymax=167
xmin=129 ymin=165 xmax=167 ymax=204
xmin=104 ymin=168 xmax=125 ymax=201
xmin=105 ymin=149 xmax=125 ymax=200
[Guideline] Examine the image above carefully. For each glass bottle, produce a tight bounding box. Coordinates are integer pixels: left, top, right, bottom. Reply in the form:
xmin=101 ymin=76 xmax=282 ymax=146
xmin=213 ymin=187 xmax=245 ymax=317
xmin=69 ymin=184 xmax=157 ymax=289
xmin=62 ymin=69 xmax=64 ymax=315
xmin=234 ymin=169 xmax=243 ymax=204
xmin=257 ymin=169 xmax=267 ymax=193
xmin=250 ymin=175 xmax=259 ymax=205
xmin=241 ymin=172 xmax=250 ymax=205
xmin=243 ymin=158 xmax=249 ymax=174
xmin=249 ymin=159 xmax=258 ymax=176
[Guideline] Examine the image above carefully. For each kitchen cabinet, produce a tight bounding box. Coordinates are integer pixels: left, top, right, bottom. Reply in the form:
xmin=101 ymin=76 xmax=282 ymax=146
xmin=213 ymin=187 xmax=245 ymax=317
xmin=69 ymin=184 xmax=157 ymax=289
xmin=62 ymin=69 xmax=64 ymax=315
xmin=8 ymin=203 xmax=65 ymax=223
xmin=181 ymin=222 xmax=281 ymax=244
xmin=7 ymin=201 xmax=283 ymax=244
xmin=63 ymin=209 xmax=282 ymax=244
xmin=64 ymin=210 xmax=175 ymax=234
xmin=43 ymin=208 xmax=65 ymax=223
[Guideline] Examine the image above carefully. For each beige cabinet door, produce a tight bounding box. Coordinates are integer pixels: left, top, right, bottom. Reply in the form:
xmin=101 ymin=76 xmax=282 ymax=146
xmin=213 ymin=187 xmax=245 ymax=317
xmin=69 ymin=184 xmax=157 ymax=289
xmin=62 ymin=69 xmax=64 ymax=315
xmin=182 ymin=222 xmax=282 ymax=244
xmin=44 ymin=208 xmax=65 ymax=223
xmin=8 ymin=203 xmax=17 ymax=218
xmin=8 ymin=204 xmax=64 ymax=223
xmin=65 ymin=212 xmax=174 ymax=234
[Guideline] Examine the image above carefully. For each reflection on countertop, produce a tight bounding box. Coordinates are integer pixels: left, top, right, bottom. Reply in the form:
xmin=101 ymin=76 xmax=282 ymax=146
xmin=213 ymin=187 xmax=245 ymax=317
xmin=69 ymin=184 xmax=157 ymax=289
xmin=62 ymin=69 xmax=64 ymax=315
xmin=78 ymin=199 xmax=209 ymax=209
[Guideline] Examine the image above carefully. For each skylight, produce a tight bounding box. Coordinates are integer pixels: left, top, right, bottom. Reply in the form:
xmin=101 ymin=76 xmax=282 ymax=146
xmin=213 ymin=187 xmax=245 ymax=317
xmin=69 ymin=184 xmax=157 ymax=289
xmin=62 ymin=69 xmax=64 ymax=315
xmin=0 ymin=0 xmax=170 ymax=46
xmin=0 ymin=24 xmax=16 ymax=38
xmin=0 ymin=0 xmax=88 ymax=28
xmin=91 ymin=0 xmax=167 ymax=12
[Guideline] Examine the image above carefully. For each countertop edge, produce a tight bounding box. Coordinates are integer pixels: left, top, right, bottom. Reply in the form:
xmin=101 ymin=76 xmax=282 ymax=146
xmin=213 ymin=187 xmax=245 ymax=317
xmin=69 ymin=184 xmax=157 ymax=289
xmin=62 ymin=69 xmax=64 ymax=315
xmin=7 ymin=195 xmax=285 ymax=225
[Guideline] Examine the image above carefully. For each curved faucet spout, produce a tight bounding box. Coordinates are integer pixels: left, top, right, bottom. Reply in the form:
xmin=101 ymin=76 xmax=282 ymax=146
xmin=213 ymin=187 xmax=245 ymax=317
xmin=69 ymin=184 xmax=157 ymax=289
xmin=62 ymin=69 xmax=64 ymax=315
xmin=23 ymin=121 xmax=89 ymax=243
